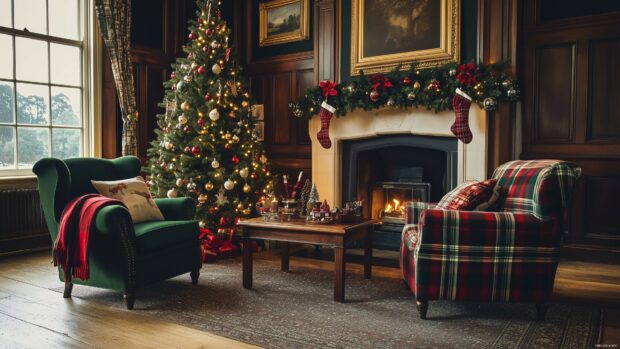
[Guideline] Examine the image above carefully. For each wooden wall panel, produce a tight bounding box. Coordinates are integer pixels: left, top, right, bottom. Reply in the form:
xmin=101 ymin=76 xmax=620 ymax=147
xmin=272 ymin=73 xmax=293 ymax=145
xmin=588 ymin=39 xmax=620 ymax=142
xmin=534 ymin=44 xmax=574 ymax=143
xmin=585 ymin=176 xmax=620 ymax=238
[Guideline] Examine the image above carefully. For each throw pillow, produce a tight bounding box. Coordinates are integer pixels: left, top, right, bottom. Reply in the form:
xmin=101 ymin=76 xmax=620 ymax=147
xmin=436 ymin=179 xmax=499 ymax=211
xmin=91 ymin=177 xmax=164 ymax=223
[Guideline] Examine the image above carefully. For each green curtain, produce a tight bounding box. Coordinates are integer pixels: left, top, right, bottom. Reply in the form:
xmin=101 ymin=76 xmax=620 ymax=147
xmin=94 ymin=0 xmax=138 ymax=156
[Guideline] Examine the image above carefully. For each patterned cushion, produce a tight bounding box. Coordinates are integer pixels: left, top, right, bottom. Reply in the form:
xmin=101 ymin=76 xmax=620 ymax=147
xmin=436 ymin=179 xmax=499 ymax=211
xmin=91 ymin=177 xmax=164 ymax=223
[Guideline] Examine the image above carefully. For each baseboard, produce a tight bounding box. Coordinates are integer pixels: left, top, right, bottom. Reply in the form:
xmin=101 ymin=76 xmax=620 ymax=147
xmin=0 ymin=233 xmax=51 ymax=258
xmin=561 ymin=244 xmax=620 ymax=264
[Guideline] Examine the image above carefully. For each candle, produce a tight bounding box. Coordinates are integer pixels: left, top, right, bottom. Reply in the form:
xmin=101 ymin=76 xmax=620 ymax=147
xmin=269 ymin=198 xmax=278 ymax=213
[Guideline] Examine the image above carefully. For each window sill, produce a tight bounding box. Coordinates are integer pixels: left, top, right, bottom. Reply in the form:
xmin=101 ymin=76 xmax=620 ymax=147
xmin=0 ymin=176 xmax=38 ymax=189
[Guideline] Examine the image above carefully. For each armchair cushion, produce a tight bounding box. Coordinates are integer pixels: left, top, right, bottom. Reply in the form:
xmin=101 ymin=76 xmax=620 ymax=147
xmin=436 ymin=179 xmax=499 ymax=211
xmin=91 ymin=177 xmax=164 ymax=223
xmin=133 ymin=220 xmax=199 ymax=253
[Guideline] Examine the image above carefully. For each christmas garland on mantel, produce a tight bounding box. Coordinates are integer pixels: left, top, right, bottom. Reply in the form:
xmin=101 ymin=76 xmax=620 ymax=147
xmin=288 ymin=62 xmax=520 ymax=119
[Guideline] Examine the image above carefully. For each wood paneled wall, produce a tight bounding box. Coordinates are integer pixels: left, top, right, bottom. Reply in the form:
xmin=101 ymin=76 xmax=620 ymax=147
xmin=521 ymin=0 xmax=620 ymax=260
xmin=240 ymin=0 xmax=318 ymax=179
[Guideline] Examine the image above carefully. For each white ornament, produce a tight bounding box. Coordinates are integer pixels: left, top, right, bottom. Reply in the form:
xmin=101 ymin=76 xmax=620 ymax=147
xmin=209 ymin=108 xmax=220 ymax=121
xmin=212 ymin=63 xmax=222 ymax=74
xmin=176 ymin=178 xmax=184 ymax=187
xmin=211 ymin=159 xmax=220 ymax=169
xmin=239 ymin=167 xmax=249 ymax=178
xmin=224 ymin=179 xmax=235 ymax=190
xmin=178 ymin=114 xmax=188 ymax=124
xmin=167 ymin=188 xmax=178 ymax=198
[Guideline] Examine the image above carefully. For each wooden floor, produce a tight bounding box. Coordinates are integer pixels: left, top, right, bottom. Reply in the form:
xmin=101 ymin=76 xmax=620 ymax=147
xmin=0 ymin=250 xmax=619 ymax=348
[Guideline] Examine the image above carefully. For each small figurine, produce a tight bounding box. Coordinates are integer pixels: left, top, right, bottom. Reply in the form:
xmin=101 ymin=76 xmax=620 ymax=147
xmin=320 ymin=200 xmax=330 ymax=213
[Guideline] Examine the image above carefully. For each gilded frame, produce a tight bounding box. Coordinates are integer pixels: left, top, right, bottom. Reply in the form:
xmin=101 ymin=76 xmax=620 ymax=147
xmin=259 ymin=0 xmax=310 ymax=47
xmin=350 ymin=0 xmax=460 ymax=75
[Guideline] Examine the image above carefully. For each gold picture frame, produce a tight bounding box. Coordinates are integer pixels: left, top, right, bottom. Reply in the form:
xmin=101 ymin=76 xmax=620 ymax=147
xmin=350 ymin=0 xmax=460 ymax=75
xmin=259 ymin=0 xmax=310 ymax=47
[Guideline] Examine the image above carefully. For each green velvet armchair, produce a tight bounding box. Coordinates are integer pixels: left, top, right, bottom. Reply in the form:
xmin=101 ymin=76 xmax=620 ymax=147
xmin=33 ymin=156 xmax=202 ymax=309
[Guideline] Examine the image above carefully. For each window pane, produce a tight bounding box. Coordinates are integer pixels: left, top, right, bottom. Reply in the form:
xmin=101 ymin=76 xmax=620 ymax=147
xmin=0 ymin=34 xmax=13 ymax=79
xmin=0 ymin=126 xmax=15 ymax=169
xmin=14 ymin=0 xmax=47 ymax=34
xmin=52 ymin=87 xmax=81 ymax=126
xmin=0 ymin=0 xmax=12 ymax=28
xmin=52 ymin=128 xmax=80 ymax=159
xmin=16 ymin=83 xmax=49 ymax=125
xmin=49 ymin=0 xmax=79 ymax=40
xmin=0 ymin=81 xmax=14 ymax=123
xmin=18 ymin=127 xmax=49 ymax=168
xmin=50 ymin=44 xmax=80 ymax=86
xmin=16 ymin=37 xmax=48 ymax=83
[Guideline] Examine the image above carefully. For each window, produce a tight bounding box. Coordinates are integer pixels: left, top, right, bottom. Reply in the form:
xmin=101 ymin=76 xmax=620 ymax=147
xmin=0 ymin=0 xmax=89 ymax=175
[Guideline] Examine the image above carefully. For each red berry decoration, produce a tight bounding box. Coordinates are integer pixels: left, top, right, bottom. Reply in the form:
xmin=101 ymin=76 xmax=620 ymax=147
xmin=403 ymin=77 xmax=411 ymax=85
xmin=183 ymin=126 xmax=191 ymax=133
xmin=189 ymin=32 xmax=197 ymax=40
xmin=205 ymin=28 xmax=213 ymax=36
xmin=369 ymin=90 xmax=380 ymax=102
xmin=232 ymin=155 xmax=240 ymax=165
xmin=197 ymin=118 xmax=205 ymax=127
xmin=197 ymin=66 xmax=206 ymax=74
xmin=251 ymin=172 xmax=257 ymax=179
xmin=163 ymin=126 xmax=170 ymax=134
xmin=191 ymin=146 xmax=201 ymax=155
xmin=184 ymin=146 xmax=191 ymax=153
xmin=202 ymin=46 xmax=209 ymax=52
xmin=204 ymin=93 xmax=212 ymax=101
xmin=224 ymin=143 xmax=231 ymax=150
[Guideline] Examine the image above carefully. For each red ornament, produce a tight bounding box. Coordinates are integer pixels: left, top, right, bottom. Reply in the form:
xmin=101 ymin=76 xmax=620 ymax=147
xmin=204 ymin=93 xmax=212 ymax=101
xmin=232 ymin=156 xmax=240 ymax=165
xmin=192 ymin=146 xmax=201 ymax=155
xmin=224 ymin=143 xmax=231 ymax=150
xmin=250 ymin=172 xmax=257 ymax=179
xmin=403 ymin=77 xmax=412 ymax=85
xmin=189 ymin=32 xmax=197 ymax=40
xmin=183 ymin=126 xmax=191 ymax=133
xmin=198 ymin=66 xmax=206 ymax=74
xmin=184 ymin=146 xmax=191 ymax=153
xmin=216 ymin=25 xmax=222 ymax=31
xmin=197 ymin=118 xmax=205 ymax=127
xmin=369 ymin=90 xmax=380 ymax=102
xmin=216 ymin=10 xmax=222 ymax=19
xmin=202 ymin=46 xmax=209 ymax=52
xmin=427 ymin=79 xmax=441 ymax=92
xmin=205 ymin=28 xmax=213 ymax=36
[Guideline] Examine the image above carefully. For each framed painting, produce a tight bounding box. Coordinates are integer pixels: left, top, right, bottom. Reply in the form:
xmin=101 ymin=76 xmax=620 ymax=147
xmin=350 ymin=0 xmax=460 ymax=75
xmin=259 ymin=0 xmax=310 ymax=47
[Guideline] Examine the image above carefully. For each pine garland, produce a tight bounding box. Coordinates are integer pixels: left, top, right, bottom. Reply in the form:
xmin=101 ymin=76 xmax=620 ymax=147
xmin=289 ymin=62 xmax=520 ymax=119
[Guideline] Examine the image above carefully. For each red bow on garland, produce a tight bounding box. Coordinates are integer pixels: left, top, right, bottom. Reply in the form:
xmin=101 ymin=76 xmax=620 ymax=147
xmin=370 ymin=75 xmax=393 ymax=91
xmin=319 ymin=80 xmax=338 ymax=99
xmin=456 ymin=63 xmax=478 ymax=86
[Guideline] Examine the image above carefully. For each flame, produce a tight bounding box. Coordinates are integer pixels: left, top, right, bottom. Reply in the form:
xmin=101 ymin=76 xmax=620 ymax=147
xmin=384 ymin=198 xmax=402 ymax=213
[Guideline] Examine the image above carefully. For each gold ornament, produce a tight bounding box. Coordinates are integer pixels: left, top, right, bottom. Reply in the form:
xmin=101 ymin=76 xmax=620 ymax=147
xmin=165 ymin=141 xmax=174 ymax=150
xmin=225 ymin=132 xmax=232 ymax=140
xmin=211 ymin=159 xmax=220 ymax=168
xmin=243 ymin=184 xmax=251 ymax=193
xmin=237 ymin=202 xmax=244 ymax=210
xmin=242 ymin=208 xmax=251 ymax=215
xmin=232 ymin=135 xmax=240 ymax=143
xmin=413 ymin=81 xmax=421 ymax=90
xmin=212 ymin=63 xmax=222 ymax=74
xmin=181 ymin=102 xmax=191 ymax=112
xmin=176 ymin=178 xmax=184 ymax=187
xmin=198 ymin=194 xmax=208 ymax=204
xmin=241 ymin=101 xmax=249 ymax=108
xmin=178 ymin=114 xmax=188 ymax=124
xmin=224 ymin=179 xmax=235 ymax=190
xmin=239 ymin=167 xmax=249 ymax=178
xmin=205 ymin=181 xmax=214 ymax=191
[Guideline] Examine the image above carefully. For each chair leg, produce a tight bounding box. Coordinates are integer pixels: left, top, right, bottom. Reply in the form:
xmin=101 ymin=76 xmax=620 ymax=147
xmin=124 ymin=291 xmax=135 ymax=310
xmin=416 ymin=299 xmax=428 ymax=320
xmin=536 ymin=302 xmax=548 ymax=321
xmin=190 ymin=268 xmax=200 ymax=285
xmin=63 ymin=280 xmax=73 ymax=298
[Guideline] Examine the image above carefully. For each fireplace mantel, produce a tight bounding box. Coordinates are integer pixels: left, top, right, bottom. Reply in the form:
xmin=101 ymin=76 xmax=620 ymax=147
xmin=308 ymin=106 xmax=488 ymax=206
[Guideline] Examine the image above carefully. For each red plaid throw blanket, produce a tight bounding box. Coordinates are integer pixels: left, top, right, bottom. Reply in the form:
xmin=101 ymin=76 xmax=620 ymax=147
xmin=54 ymin=194 xmax=125 ymax=281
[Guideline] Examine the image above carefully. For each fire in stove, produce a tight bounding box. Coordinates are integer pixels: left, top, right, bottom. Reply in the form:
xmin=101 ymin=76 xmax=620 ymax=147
xmin=382 ymin=198 xmax=405 ymax=218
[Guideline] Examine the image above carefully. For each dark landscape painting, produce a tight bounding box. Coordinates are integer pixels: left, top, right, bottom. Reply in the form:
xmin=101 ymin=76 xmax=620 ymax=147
xmin=267 ymin=2 xmax=302 ymax=36
xmin=362 ymin=0 xmax=441 ymax=57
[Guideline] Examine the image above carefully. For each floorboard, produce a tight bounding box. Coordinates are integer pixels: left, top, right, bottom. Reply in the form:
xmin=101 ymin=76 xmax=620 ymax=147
xmin=0 ymin=250 xmax=618 ymax=348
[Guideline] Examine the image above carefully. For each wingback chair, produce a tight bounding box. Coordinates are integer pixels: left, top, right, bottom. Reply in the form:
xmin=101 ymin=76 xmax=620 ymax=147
xmin=33 ymin=156 xmax=202 ymax=309
xmin=400 ymin=160 xmax=581 ymax=320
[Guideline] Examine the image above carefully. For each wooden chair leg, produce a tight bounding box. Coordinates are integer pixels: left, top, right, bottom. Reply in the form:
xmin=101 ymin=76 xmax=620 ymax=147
xmin=63 ymin=280 xmax=73 ymax=298
xmin=190 ymin=268 xmax=200 ymax=285
xmin=124 ymin=291 xmax=135 ymax=310
xmin=536 ymin=302 xmax=548 ymax=321
xmin=416 ymin=299 xmax=428 ymax=319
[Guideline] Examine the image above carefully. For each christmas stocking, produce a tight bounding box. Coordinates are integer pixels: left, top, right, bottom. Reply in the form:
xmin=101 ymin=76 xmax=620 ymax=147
xmin=450 ymin=88 xmax=473 ymax=144
xmin=316 ymin=101 xmax=336 ymax=149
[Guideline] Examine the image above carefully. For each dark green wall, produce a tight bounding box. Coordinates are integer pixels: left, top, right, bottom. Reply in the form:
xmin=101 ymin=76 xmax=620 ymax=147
xmin=252 ymin=0 xmax=314 ymax=60
xmin=340 ymin=0 xmax=478 ymax=80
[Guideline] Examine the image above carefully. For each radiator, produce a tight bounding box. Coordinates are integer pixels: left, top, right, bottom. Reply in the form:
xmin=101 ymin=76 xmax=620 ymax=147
xmin=0 ymin=187 xmax=50 ymax=255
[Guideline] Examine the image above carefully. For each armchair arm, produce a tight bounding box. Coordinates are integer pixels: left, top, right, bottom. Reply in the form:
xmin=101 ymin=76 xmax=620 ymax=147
xmin=94 ymin=204 xmax=135 ymax=236
xmin=154 ymin=197 xmax=196 ymax=221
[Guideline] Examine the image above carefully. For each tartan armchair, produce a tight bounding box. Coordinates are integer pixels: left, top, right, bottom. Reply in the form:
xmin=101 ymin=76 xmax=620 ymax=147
xmin=400 ymin=160 xmax=581 ymax=320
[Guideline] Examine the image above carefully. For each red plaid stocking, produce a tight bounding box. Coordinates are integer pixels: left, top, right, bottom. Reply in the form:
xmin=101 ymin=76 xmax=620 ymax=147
xmin=450 ymin=88 xmax=473 ymax=144
xmin=316 ymin=101 xmax=335 ymax=149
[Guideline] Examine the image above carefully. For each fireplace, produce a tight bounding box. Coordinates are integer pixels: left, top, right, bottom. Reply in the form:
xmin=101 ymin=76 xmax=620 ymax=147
xmin=342 ymin=135 xmax=457 ymax=250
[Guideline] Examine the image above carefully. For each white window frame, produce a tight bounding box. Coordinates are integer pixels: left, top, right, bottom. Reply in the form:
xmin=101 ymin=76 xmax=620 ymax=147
xmin=0 ymin=0 xmax=100 ymax=178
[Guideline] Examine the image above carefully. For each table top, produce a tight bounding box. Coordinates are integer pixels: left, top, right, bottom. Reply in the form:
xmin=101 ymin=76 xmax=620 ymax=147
xmin=237 ymin=217 xmax=374 ymax=235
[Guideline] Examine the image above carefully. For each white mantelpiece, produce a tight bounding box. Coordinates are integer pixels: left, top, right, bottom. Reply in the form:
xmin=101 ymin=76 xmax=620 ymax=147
xmin=308 ymin=106 xmax=488 ymax=206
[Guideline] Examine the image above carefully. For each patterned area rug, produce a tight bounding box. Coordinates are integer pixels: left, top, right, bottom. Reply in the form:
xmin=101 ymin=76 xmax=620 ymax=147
xmin=53 ymin=255 xmax=601 ymax=349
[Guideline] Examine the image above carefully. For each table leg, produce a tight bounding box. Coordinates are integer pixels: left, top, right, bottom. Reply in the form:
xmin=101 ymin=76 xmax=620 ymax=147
xmin=334 ymin=246 xmax=345 ymax=302
xmin=242 ymin=237 xmax=253 ymax=289
xmin=364 ymin=226 xmax=372 ymax=279
xmin=281 ymin=241 xmax=289 ymax=272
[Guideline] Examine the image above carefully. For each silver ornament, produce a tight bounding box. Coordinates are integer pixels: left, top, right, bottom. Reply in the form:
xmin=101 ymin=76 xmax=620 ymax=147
xmin=407 ymin=92 xmax=416 ymax=100
xmin=386 ymin=98 xmax=396 ymax=107
xmin=483 ymin=97 xmax=498 ymax=111
xmin=507 ymin=88 xmax=518 ymax=98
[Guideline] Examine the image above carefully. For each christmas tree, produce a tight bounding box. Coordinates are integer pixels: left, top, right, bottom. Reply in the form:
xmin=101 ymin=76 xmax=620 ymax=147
xmin=146 ymin=0 xmax=271 ymax=232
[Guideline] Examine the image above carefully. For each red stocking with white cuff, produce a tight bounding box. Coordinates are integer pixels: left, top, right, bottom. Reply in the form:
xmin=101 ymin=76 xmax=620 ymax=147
xmin=316 ymin=101 xmax=335 ymax=149
xmin=450 ymin=88 xmax=473 ymax=144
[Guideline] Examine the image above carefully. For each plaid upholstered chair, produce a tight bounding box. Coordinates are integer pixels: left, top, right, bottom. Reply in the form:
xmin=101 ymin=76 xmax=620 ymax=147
xmin=400 ymin=160 xmax=581 ymax=320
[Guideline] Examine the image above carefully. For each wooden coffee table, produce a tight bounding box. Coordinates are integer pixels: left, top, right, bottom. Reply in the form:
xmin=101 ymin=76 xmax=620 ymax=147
xmin=237 ymin=217 xmax=374 ymax=302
